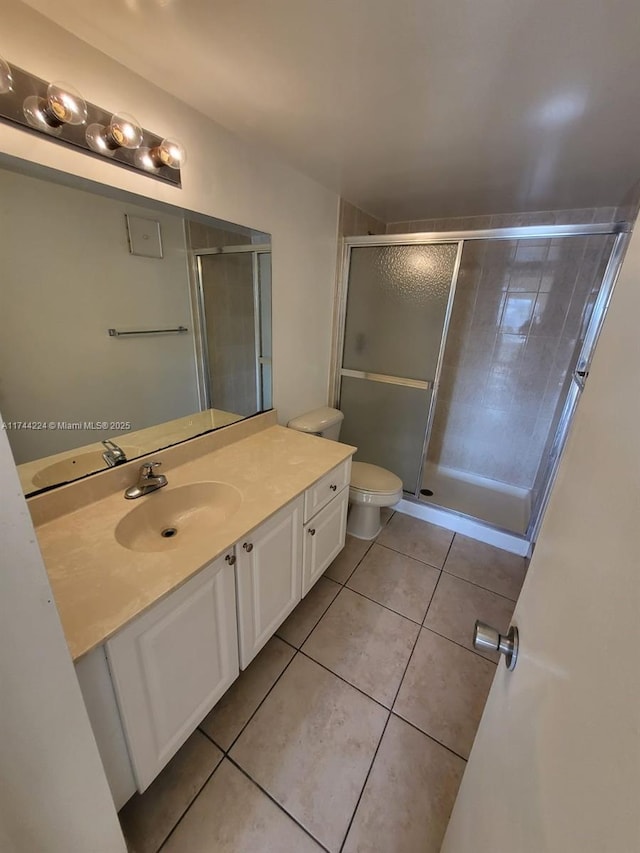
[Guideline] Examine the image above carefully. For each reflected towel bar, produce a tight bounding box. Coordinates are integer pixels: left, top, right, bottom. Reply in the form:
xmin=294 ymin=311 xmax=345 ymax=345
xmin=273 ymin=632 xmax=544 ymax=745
xmin=108 ymin=326 xmax=188 ymax=337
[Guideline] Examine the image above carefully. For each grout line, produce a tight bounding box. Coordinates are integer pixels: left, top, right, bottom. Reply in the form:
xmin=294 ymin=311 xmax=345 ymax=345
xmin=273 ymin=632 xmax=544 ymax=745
xmin=338 ymin=564 xmax=445 ymax=851
xmin=198 ymin=725 xmax=225 ymax=753
xmin=419 ymin=624 xmax=498 ymax=666
xmin=340 ymin=582 xmax=427 ymax=627
xmin=198 ymin=645 xmax=301 ymax=760
xmin=390 ymin=709 xmax=469 ymax=764
xmin=440 ymin=565 xmax=520 ymax=602
xmin=297 ymin=648 xmax=392 ymax=712
xmin=338 ymin=711 xmax=392 ymax=852
xmin=373 ymin=539 xmax=446 ymax=571
xmin=326 ymin=537 xmax=375 ymax=587
xmin=226 ymin=757 xmax=332 ymax=853
xmin=421 ymin=570 xmax=444 ymax=628
xmin=156 ymin=755 xmax=226 ymax=852
xmin=276 ymin=635 xmax=299 ymax=652
xmin=276 ymin=582 xmax=342 ymax=649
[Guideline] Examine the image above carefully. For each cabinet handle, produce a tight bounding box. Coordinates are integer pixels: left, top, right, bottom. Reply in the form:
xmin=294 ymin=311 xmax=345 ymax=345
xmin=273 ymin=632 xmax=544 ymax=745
xmin=225 ymin=553 xmax=236 ymax=565
xmin=243 ymin=542 xmax=253 ymax=552
xmin=329 ymin=484 xmax=337 ymax=491
xmin=308 ymin=528 xmax=316 ymax=536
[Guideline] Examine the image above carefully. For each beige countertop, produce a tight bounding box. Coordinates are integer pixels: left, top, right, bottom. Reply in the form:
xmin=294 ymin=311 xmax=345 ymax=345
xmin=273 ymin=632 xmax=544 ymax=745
xmin=33 ymin=424 xmax=355 ymax=661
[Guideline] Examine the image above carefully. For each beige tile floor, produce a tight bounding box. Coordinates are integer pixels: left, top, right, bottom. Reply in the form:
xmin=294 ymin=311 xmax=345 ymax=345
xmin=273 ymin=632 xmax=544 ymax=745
xmin=119 ymin=510 xmax=526 ymax=853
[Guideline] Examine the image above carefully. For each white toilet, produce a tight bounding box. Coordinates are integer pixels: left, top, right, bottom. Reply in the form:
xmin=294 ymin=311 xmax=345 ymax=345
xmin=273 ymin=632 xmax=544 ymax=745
xmin=287 ymin=407 xmax=403 ymax=540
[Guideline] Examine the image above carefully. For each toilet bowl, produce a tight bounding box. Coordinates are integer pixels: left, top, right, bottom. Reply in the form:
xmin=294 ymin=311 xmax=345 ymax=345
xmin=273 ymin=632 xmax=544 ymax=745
xmin=287 ymin=407 xmax=403 ymax=540
xmin=348 ymin=461 xmax=403 ymax=539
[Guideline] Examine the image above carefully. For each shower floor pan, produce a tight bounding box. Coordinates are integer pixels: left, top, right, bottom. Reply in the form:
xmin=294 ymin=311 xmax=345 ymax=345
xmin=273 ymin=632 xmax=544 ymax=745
xmin=420 ymin=463 xmax=531 ymax=535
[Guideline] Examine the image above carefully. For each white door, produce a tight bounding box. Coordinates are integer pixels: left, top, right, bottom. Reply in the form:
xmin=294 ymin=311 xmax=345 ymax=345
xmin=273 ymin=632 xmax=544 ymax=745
xmin=442 ymin=228 xmax=640 ymax=851
xmin=235 ymin=496 xmax=303 ymax=668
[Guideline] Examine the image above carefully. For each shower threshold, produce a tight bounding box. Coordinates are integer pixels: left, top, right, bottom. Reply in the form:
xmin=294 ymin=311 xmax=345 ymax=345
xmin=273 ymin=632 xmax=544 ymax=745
xmin=420 ymin=462 xmax=531 ymax=535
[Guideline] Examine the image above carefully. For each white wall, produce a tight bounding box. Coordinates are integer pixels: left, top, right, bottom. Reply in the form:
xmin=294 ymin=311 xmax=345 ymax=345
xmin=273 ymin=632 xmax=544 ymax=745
xmin=0 ymin=2 xmax=339 ymax=849
xmin=0 ymin=168 xmax=200 ymax=462
xmin=0 ymin=421 xmax=126 ymax=853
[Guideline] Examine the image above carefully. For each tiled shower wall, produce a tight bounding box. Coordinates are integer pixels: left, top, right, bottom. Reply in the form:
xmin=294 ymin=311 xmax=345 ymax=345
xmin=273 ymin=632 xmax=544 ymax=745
xmin=396 ymin=209 xmax=618 ymax=490
xmin=339 ymin=199 xmax=386 ymax=237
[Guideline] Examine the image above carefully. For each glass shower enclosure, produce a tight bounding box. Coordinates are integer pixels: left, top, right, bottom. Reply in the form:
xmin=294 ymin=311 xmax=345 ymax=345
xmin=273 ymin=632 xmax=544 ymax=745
xmin=335 ymin=223 xmax=629 ymax=541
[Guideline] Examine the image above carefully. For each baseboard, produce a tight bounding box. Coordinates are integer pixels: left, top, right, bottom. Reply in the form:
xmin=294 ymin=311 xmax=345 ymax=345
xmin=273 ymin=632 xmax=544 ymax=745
xmin=395 ymin=498 xmax=531 ymax=557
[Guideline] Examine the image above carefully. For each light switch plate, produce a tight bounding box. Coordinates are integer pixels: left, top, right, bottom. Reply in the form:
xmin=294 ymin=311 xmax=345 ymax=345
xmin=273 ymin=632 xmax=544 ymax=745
xmin=125 ymin=215 xmax=163 ymax=258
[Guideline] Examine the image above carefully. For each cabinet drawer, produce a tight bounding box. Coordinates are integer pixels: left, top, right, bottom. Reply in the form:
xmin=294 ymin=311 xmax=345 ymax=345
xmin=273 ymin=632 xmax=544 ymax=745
xmin=304 ymin=458 xmax=351 ymax=522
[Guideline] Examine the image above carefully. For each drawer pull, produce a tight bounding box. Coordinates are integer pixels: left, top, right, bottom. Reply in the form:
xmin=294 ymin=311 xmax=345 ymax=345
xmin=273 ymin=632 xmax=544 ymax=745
xmin=308 ymin=528 xmax=316 ymax=536
xmin=225 ymin=553 xmax=236 ymax=566
xmin=243 ymin=542 xmax=253 ymax=552
xmin=329 ymin=484 xmax=338 ymax=491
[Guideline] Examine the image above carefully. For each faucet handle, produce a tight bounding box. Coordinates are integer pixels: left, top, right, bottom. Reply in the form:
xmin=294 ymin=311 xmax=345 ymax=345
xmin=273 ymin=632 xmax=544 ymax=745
xmin=141 ymin=461 xmax=162 ymax=476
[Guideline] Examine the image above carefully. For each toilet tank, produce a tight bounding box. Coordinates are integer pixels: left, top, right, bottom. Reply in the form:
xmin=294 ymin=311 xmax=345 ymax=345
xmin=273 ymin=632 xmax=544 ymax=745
xmin=287 ymin=407 xmax=344 ymax=441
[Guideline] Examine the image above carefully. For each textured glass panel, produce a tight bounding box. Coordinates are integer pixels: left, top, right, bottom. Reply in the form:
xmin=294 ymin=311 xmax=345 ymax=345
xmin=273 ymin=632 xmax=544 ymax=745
xmin=200 ymin=254 xmax=257 ymax=415
xmin=426 ymin=234 xmax=615 ymax=533
xmin=339 ymin=376 xmax=431 ymax=493
xmin=343 ymin=244 xmax=458 ymax=379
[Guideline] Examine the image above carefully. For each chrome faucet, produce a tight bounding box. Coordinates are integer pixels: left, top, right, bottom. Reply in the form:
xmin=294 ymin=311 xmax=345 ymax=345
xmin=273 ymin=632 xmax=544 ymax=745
xmin=124 ymin=461 xmax=168 ymax=499
xmin=102 ymin=439 xmax=127 ymax=467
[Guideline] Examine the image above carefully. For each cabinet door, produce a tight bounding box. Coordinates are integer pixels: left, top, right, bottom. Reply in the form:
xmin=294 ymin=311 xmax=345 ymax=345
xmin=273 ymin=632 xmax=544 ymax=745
xmin=106 ymin=554 xmax=239 ymax=792
xmin=303 ymin=487 xmax=348 ymax=596
xmin=235 ymin=496 xmax=303 ymax=669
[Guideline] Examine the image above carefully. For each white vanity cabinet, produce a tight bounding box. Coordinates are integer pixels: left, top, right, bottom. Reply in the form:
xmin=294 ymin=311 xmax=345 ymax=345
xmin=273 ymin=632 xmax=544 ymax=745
xmin=105 ymin=551 xmax=239 ymax=792
xmin=235 ymin=495 xmax=303 ymax=669
xmin=302 ymin=485 xmax=349 ymax=596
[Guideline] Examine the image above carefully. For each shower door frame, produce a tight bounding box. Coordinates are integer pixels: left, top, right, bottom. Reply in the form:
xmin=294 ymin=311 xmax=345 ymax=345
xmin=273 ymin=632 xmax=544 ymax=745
xmin=333 ymin=239 xmax=464 ymax=497
xmin=333 ymin=222 xmax=631 ymax=541
xmin=193 ymin=244 xmax=271 ymax=413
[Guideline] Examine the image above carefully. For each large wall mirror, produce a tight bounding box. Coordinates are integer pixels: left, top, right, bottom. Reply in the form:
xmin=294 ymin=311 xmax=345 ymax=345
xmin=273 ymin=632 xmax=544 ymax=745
xmin=0 ymin=158 xmax=272 ymax=496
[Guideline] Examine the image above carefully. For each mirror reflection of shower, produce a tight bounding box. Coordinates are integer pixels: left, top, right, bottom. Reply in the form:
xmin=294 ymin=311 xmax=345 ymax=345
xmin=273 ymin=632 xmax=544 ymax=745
xmin=195 ymin=245 xmax=272 ymax=417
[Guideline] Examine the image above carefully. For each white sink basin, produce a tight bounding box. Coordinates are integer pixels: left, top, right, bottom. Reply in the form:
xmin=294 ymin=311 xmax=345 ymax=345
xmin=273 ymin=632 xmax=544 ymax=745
xmin=115 ymin=482 xmax=242 ymax=553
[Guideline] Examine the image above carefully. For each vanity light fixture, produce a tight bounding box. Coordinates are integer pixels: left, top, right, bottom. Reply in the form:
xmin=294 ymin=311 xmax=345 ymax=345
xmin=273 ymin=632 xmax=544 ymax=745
xmin=23 ymin=81 xmax=88 ymax=133
xmin=0 ymin=59 xmax=184 ymax=186
xmin=86 ymin=111 xmax=143 ymax=155
xmin=0 ymin=56 xmax=13 ymax=94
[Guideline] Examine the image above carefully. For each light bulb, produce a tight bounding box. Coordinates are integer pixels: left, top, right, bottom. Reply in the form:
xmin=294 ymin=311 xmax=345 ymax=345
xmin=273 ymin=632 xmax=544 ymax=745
xmin=0 ymin=57 xmax=13 ymax=95
xmin=23 ymin=81 xmax=87 ymax=130
xmin=149 ymin=137 xmax=186 ymax=170
xmin=86 ymin=111 xmax=143 ymax=154
xmin=46 ymin=81 xmax=87 ymax=125
xmin=107 ymin=112 xmax=143 ymax=149
xmin=133 ymin=147 xmax=160 ymax=173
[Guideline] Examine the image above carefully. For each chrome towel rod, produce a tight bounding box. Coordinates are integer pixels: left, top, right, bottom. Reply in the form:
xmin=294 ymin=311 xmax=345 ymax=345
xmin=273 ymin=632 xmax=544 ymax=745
xmin=108 ymin=326 xmax=188 ymax=337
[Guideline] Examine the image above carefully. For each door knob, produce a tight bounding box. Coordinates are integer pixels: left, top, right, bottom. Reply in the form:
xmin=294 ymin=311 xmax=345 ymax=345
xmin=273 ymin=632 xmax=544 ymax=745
xmin=243 ymin=542 xmax=253 ymax=552
xmin=473 ymin=621 xmax=519 ymax=671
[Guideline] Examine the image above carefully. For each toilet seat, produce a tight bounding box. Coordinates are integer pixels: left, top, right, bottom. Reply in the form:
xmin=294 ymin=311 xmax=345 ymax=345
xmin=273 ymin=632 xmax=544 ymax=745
xmin=350 ymin=462 xmax=403 ymax=496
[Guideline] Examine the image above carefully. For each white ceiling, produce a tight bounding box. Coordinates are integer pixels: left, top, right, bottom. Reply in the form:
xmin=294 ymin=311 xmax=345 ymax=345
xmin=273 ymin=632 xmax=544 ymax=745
xmin=23 ymin=0 xmax=640 ymax=221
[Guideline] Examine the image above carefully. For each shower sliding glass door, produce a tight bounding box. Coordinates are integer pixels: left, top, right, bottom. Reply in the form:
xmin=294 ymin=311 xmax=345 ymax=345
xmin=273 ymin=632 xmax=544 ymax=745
xmin=337 ymin=242 xmax=462 ymax=493
xmin=337 ymin=223 xmax=629 ymax=540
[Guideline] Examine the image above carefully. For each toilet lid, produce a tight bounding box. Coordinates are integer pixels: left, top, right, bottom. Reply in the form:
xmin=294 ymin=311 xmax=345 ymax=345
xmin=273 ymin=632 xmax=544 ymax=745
xmin=351 ymin=461 xmax=403 ymax=493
